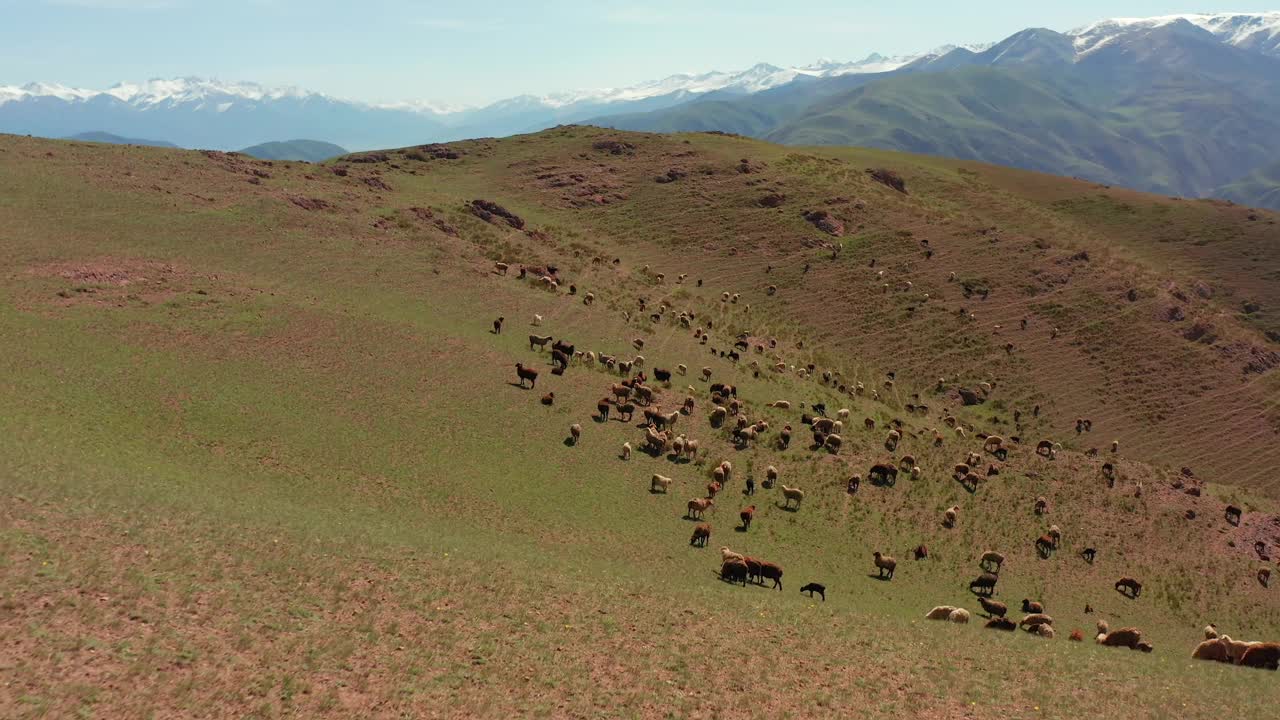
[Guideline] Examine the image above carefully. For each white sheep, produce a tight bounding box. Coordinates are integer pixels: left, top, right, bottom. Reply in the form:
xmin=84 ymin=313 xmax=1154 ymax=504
xmin=532 ymin=314 xmax=543 ymax=326
xmin=770 ymin=400 xmax=792 ymax=409
xmin=925 ymin=605 xmax=957 ymax=620
xmin=651 ymin=474 xmax=674 ymax=493
xmin=944 ymin=506 xmax=959 ymax=528
xmin=780 ymin=485 xmax=804 ymax=509
xmin=677 ymin=364 xmax=687 ymax=375
xmin=583 ymin=292 xmax=595 ymax=306
xmin=948 ymin=608 xmax=971 ymax=624
xmin=721 ymin=546 xmax=745 ymax=564
xmin=621 ymin=442 xmax=632 ymax=460
xmin=837 ymin=408 xmax=850 ymax=420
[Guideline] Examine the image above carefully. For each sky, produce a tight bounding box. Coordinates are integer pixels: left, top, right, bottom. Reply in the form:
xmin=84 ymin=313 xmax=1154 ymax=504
xmin=2 ymin=0 xmax=1277 ymax=107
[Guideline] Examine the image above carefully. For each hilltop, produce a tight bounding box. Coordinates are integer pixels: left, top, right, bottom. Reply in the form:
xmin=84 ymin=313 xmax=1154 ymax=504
xmin=1 ymin=128 xmax=1278 ymax=719
xmin=64 ymin=130 xmax=178 ymax=148
xmin=237 ymin=139 xmax=348 ymax=162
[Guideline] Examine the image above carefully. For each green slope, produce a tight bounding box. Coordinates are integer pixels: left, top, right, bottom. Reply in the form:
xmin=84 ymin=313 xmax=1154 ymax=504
xmin=1212 ymin=160 xmax=1280 ymax=210
xmin=237 ymin=138 xmax=347 ymax=162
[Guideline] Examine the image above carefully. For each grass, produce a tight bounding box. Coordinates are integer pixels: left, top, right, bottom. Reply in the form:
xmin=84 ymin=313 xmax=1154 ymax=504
xmin=1 ymin=129 xmax=1279 ymax=717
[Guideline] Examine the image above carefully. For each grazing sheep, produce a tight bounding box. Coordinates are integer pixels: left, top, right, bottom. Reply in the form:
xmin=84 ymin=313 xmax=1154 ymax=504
xmin=912 ymin=544 xmax=927 ymax=560
xmin=978 ymin=597 xmax=1007 ymax=618
xmin=720 ymin=547 xmax=745 ymax=565
xmin=1225 ymin=505 xmax=1243 ymax=526
xmin=1069 ymin=630 xmax=1085 ymax=642
xmin=873 ymin=551 xmax=896 ymax=580
xmin=1048 ymin=525 xmax=1062 ymax=548
xmin=780 ymin=485 xmax=804 ymax=510
xmin=529 ymin=334 xmax=553 ymax=351
xmin=617 ymin=403 xmax=636 ymax=422
xmin=824 ymin=434 xmax=843 ymax=454
xmin=954 ymin=463 xmax=971 ymax=479
xmin=969 ymin=573 xmax=998 ymax=596
xmin=677 ymin=364 xmax=687 ymax=376
xmin=597 ymin=398 xmax=611 ymax=421
xmin=494 ymin=261 xmax=510 ymax=275
xmin=514 ymin=363 xmax=539 ymax=388
xmin=1035 ymin=535 xmax=1056 ymax=558
xmin=621 ymin=442 xmax=632 ymax=460
xmin=1036 ymin=439 xmax=1056 ymax=459
xmin=493 ymin=316 xmax=505 ymax=334
xmin=943 ymin=506 xmax=959 ymax=528
xmin=651 ymin=474 xmax=674 ymax=493
xmin=885 ymin=429 xmax=901 ymax=451
xmin=541 ymin=392 xmax=555 ymax=406
xmin=980 ymin=551 xmax=1005 ymax=573
xmin=1239 ymin=643 xmax=1280 ymax=669
xmin=706 ymin=481 xmax=722 ymax=498
xmin=1115 ymin=577 xmax=1142 ymax=598
xmin=721 ymin=558 xmax=749 ymax=586
xmin=1037 ymin=625 xmax=1056 ymax=639
xmin=1081 ymin=547 xmax=1097 ymax=564
xmin=765 ymin=465 xmax=779 ymax=488
xmin=1034 ymin=496 xmax=1048 ymax=515
xmin=911 ymin=465 xmax=923 ymax=479
xmin=1218 ymin=635 xmax=1262 ymax=663
xmin=898 ymin=454 xmax=917 ymax=470
xmin=687 ymin=497 xmax=714 ymax=519
xmin=983 ymin=435 xmax=1004 ymax=454
xmin=583 ymin=292 xmax=595 ymax=306
xmin=758 ymin=561 xmax=784 ymax=590
xmin=690 ymin=523 xmax=711 ymax=547
xmin=739 ymin=505 xmax=756 ymax=530
xmin=569 ymin=423 xmax=581 ymax=444
xmin=800 ymin=583 xmax=825 ymax=601
xmin=1022 ymin=600 xmax=1044 ymax=614
xmin=1111 ymin=439 xmax=1119 ymax=453
xmin=985 ymin=617 xmax=1017 ymax=632
xmin=925 ymin=606 xmax=958 ymax=620
xmin=770 ymin=400 xmax=791 ymax=409
xmin=701 ymin=367 xmax=712 ymax=381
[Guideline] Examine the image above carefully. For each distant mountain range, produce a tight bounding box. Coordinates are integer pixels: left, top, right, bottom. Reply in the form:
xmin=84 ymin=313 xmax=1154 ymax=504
xmin=5 ymin=11 xmax=1280 ymax=207
xmin=66 ymin=131 xmax=179 ymax=148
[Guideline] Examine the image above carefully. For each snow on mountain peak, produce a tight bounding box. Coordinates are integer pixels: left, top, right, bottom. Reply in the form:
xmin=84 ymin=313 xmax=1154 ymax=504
xmin=1070 ymin=12 xmax=1280 ymax=55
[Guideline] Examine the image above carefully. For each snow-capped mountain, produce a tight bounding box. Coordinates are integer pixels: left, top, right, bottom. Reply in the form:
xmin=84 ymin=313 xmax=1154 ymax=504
xmin=1070 ymin=11 xmax=1280 ymax=56
xmin=2 ymin=11 xmax=1278 ymax=150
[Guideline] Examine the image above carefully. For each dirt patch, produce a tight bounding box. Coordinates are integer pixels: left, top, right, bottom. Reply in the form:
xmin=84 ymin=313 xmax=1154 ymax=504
xmin=469 ymin=199 xmax=525 ymax=229
xmin=289 ymin=195 xmax=333 ymax=211
xmin=867 ymin=167 xmax=907 ymax=194
xmin=802 ymin=209 xmax=845 ymax=236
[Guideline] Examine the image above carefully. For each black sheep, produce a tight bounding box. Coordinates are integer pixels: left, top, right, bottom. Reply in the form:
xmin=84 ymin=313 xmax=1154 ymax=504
xmin=800 ymin=583 xmax=825 ymax=601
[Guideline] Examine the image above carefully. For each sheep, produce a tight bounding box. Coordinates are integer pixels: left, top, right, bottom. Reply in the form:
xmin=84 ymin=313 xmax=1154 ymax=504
xmin=529 ymin=334 xmax=553 ymax=351
xmin=873 ymin=551 xmax=896 ymax=580
xmin=953 ymin=463 xmax=971 ymax=479
xmin=969 ymin=573 xmax=998 ymax=596
xmin=720 ymin=547 xmax=745 ymax=565
xmin=493 ymin=316 xmax=505 ymax=334
xmin=912 ymin=543 xmax=927 ymax=560
xmin=980 ymin=551 xmax=1005 ymax=573
xmin=770 ymin=400 xmax=791 ymax=409
xmin=985 ymin=617 xmax=1017 ymax=631
xmin=780 ymin=485 xmax=804 ymax=510
xmin=1080 ymin=547 xmax=1097 ymax=563
xmin=532 ymin=314 xmax=544 ymax=327
xmin=514 ymin=363 xmax=539 ymax=388
xmin=1019 ymin=614 xmax=1054 ymax=631
xmin=721 ymin=558 xmax=749 ymax=585
xmin=824 ymin=434 xmax=843 ymax=454
xmin=690 ymin=523 xmax=711 ymax=547
xmin=494 ymin=261 xmax=510 ymax=275
xmin=885 ymin=429 xmax=901 ymax=451
xmin=868 ymin=463 xmax=898 ymax=486
xmin=1260 ymin=568 xmax=1272 ymax=588
xmin=706 ymin=481 xmax=722 ymax=498
xmin=1115 ymin=577 xmax=1142 ymax=598
xmin=569 ymin=423 xmax=581 ymax=444
xmin=983 ymin=435 xmax=1004 ymax=454
xmin=739 ymin=505 xmax=756 ymax=530
xmin=1034 ymin=496 xmax=1048 ymax=515
xmin=965 ymin=451 xmax=981 ymax=467
xmin=1191 ymin=638 xmax=1231 ymax=663
xmin=1204 ymin=624 xmax=1219 ymax=640
xmin=943 ymin=506 xmax=959 ymax=528
xmin=683 ymin=438 xmax=699 ymax=460
xmin=1069 ymin=629 xmax=1085 ymax=642
xmin=583 ymin=292 xmax=595 ymax=306
xmin=1099 ymin=627 xmax=1143 ymax=649
xmin=898 ymin=454 xmax=917 ymax=471
xmin=1239 ymin=643 xmax=1280 ymax=669
xmin=911 ymin=465 xmax=923 ymax=480
xmin=1225 ymin=505 xmax=1243 ymax=526
xmin=758 ymin=561 xmax=783 ymax=590
xmin=925 ymin=605 xmax=958 ymax=620
xmin=1035 ymin=535 xmax=1056 ymax=558
xmin=651 ymin=474 xmax=674 ymax=493
xmin=765 ymin=465 xmax=779 ymax=489
xmin=836 ymin=408 xmax=850 ymax=421
xmin=701 ymin=367 xmax=712 ymax=381
xmin=1048 ymin=525 xmax=1061 ymax=548
xmin=687 ymin=497 xmax=714 ymax=519
xmin=617 ymin=403 xmax=636 ymax=422
xmin=799 ymin=583 xmax=825 ymax=601
xmin=1022 ymin=600 xmax=1044 ymax=614
xmin=1036 ymin=625 xmax=1056 ymax=639
xmin=541 ymin=392 xmax=555 ymax=406
xmin=978 ymin=597 xmax=1007 ymax=618
xmin=1036 ymin=439 xmax=1056 ymax=459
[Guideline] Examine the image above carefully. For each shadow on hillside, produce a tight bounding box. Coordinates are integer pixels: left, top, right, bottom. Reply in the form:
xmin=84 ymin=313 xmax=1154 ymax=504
xmin=775 ymin=503 xmax=798 ymax=513
xmin=866 ymin=574 xmax=892 ymax=582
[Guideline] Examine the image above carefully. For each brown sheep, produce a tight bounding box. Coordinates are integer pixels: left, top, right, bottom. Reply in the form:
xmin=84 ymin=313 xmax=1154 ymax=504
xmin=514 ymin=363 xmax=539 ymax=388
xmin=869 ymin=463 xmax=898 ymax=486
xmin=873 ymin=551 xmax=896 ymax=580
xmin=1191 ymin=638 xmax=1231 ymax=663
xmin=1021 ymin=599 xmax=1044 ymax=614
xmin=1019 ymin=613 xmax=1053 ymax=631
xmin=687 ymin=497 xmax=714 ymax=519
xmin=978 ymin=597 xmax=1007 ymax=617
xmin=985 ymin=617 xmax=1017 ymax=632
xmin=690 ymin=523 xmax=711 ymax=547
xmin=1115 ymin=577 xmax=1142 ymax=599
xmin=1099 ymin=627 xmax=1143 ymax=649
xmin=740 ymin=505 xmax=756 ymax=530
xmin=1239 ymin=642 xmax=1280 ymax=670
xmin=721 ymin=558 xmax=748 ymax=585
xmin=913 ymin=544 xmax=928 ymax=560
xmin=758 ymin=561 xmax=784 ymax=590
xmin=1035 ymin=535 xmax=1056 ymax=558
xmin=1034 ymin=496 xmax=1048 ymax=515
xmin=1225 ymin=505 xmax=1243 ymax=526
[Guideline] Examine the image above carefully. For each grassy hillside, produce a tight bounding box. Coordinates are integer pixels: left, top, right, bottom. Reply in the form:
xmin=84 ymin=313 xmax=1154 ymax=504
xmin=1213 ymin=161 xmax=1280 ymax=212
xmin=1 ymin=129 xmax=1279 ymax=719
xmin=238 ymin=139 xmax=347 ymax=162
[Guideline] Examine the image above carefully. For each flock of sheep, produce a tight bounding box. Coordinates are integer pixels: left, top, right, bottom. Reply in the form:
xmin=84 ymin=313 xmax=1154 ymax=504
xmin=494 ymin=253 xmax=1274 ymax=671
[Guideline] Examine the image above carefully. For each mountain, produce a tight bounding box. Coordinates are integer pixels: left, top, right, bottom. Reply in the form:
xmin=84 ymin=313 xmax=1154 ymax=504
xmin=596 ymin=14 xmax=1280 ymax=199
xmin=65 ymin=131 xmax=178 ymax=148
xmin=1212 ymin=160 xmax=1280 ymax=210
xmin=238 ymin=139 xmax=347 ymax=162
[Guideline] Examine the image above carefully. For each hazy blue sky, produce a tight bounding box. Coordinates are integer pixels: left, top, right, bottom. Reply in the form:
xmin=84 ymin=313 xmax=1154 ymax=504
xmin=3 ymin=1 xmax=1276 ymax=105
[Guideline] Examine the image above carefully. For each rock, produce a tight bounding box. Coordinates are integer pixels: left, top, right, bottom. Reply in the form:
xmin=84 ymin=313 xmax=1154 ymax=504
xmin=758 ymin=193 xmax=786 ymax=208
xmin=469 ymin=199 xmax=525 ymax=229
xmin=802 ymin=210 xmax=845 ymax=236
